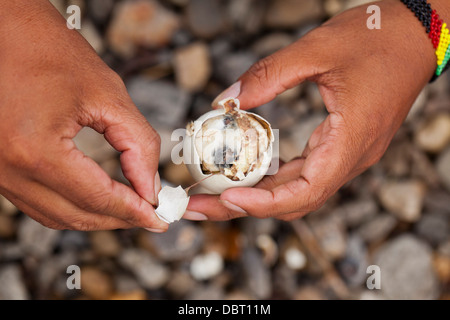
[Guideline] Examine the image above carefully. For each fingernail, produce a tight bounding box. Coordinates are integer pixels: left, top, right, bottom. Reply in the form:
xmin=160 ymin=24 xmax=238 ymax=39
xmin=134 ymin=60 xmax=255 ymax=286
xmin=212 ymin=81 xmax=241 ymax=108
xmin=183 ymin=210 xmax=208 ymax=221
xmin=154 ymin=171 xmax=161 ymax=205
xmin=145 ymin=228 xmax=165 ymax=233
xmin=219 ymin=200 xmax=247 ymax=214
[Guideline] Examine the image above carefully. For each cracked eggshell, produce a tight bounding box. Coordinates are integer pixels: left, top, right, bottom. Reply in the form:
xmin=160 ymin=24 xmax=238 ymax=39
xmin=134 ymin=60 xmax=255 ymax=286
xmin=155 ymin=185 xmax=190 ymax=224
xmin=183 ymin=98 xmax=274 ymax=195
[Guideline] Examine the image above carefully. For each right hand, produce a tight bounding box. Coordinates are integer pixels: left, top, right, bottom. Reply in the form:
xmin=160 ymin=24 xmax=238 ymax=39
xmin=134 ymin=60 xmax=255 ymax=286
xmin=0 ymin=1 xmax=168 ymax=232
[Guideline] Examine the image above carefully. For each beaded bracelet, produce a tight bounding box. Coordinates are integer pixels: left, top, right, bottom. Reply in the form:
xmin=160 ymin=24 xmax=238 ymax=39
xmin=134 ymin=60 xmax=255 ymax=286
xmin=400 ymin=0 xmax=450 ymax=80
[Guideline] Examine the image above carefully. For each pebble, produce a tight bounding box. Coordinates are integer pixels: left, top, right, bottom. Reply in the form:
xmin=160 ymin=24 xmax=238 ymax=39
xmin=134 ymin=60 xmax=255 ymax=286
xmin=343 ymin=0 xmax=377 ymax=10
xmin=214 ymin=51 xmax=257 ymax=85
xmin=415 ymin=212 xmax=449 ymax=246
xmin=0 ymin=264 xmax=29 ymax=300
xmin=185 ymin=284 xmax=225 ymax=300
xmin=241 ymin=248 xmax=272 ymax=299
xmin=377 ymin=180 xmax=426 ymax=222
xmin=337 ymin=235 xmax=369 ymax=287
xmin=18 ymin=216 xmax=60 ymax=258
xmin=185 ymin=0 xmax=225 ymax=39
xmin=139 ymin=220 xmax=203 ymax=262
xmin=190 ymin=251 xmax=224 ymax=281
xmin=356 ymin=213 xmax=398 ymax=244
xmin=174 ymin=42 xmax=211 ymax=92
xmin=251 ymin=33 xmax=294 ymax=57
xmin=110 ymin=290 xmax=147 ymax=300
xmin=126 ymin=77 xmax=191 ymax=130
xmin=324 ymin=0 xmax=344 ymax=17
xmin=374 ymin=234 xmax=439 ymax=300
xmin=256 ymin=234 xmax=279 ymax=267
xmin=107 ymin=0 xmax=180 ymax=58
xmin=73 ymin=127 xmax=117 ymax=164
xmin=118 ymin=248 xmax=169 ymax=290
xmin=293 ymin=285 xmax=325 ymax=300
xmin=162 ymin=162 xmax=195 ymax=187
xmin=80 ymin=266 xmax=114 ymax=300
xmin=414 ymin=113 xmax=450 ymax=153
xmin=0 ymin=195 xmax=18 ymax=216
xmin=58 ymin=230 xmax=90 ymax=251
xmin=436 ymin=147 xmax=450 ymax=192
xmin=227 ymin=0 xmax=265 ymax=36
xmin=289 ymin=113 xmax=327 ymax=153
xmin=89 ymin=231 xmax=122 ymax=257
xmin=336 ymin=198 xmax=379 ymax=228
xmin=165 ymin=271 xmax=196 ymax=298
xmin=283 ymin=246 xmax=307 ymax=271
xmin=310 ymin=216 xmax=347 ymax=261
xmin=78 ymin=20 xmax=104 ymax=54
xmin=264 ymin=0 xmax=324 ymax=28
xmin=424 ymin=190 xmax=450 ymax=214
xmin=36 ymin=251 xmax=78 ymax=298
xmin=88 ymin=0 xmax=114 ymax=24
xmin=0 ymin=215 xmax=16 ymax=238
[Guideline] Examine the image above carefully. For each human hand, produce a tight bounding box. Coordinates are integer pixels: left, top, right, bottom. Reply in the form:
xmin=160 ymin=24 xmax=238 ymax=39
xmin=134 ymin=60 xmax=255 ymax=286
xmin=185 ymin=0 xmax=442 ymax=221
xmin=0 ymin=1 xmax=168 ymax=231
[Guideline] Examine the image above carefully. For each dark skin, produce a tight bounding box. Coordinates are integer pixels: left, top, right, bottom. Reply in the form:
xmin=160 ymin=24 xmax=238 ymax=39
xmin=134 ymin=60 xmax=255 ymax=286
xmin=0 ymin=0 xmax=448 ymax=230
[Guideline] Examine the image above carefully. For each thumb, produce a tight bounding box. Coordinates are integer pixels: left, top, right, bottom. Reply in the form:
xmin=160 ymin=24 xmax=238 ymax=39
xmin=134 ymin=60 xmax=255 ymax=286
xmin=212 ymin=40 xmax=322 ymax=110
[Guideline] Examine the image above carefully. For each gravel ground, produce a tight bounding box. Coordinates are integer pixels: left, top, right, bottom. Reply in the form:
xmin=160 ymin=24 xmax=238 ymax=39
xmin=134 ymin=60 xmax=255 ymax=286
xmin=0 ymin=0 xmax=449 ymax=300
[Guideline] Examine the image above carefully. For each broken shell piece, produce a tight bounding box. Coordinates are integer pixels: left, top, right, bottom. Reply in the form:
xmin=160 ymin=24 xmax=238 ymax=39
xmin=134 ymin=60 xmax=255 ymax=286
xmin=183 ymin=97 xmax=274 ymax=194
xmin=155 ymin=185 xmax=190 ymax=224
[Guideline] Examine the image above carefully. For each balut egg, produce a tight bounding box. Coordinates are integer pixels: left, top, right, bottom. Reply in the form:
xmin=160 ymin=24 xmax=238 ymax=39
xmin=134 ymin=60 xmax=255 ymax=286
xmin=183 ymin=97 xmax=274 ymax=194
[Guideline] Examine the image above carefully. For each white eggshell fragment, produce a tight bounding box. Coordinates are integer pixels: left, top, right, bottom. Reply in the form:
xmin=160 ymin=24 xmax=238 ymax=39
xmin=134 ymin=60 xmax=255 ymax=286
xmin=155 ymin=185 xmax=190 ymax=224
xmin=183 ymin=97 xmax=274 ymax=194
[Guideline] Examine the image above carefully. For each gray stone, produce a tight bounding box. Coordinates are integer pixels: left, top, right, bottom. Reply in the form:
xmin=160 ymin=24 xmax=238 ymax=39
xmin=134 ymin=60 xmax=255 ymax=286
xmin=374 ymin=234 xmax=439 ymax=300
xmin=338 ymin=235 xmax=369 ymax=287
xmin=214 ymin=52 xmax=257 ymax=85
xmin=241 ymin=248 xmax=272 ymax=299
xmin=337 ymin=198 xmax=379 ymax=228
xmin=118 ymin=248 xmax=169 ymax=290
xmin=227 ymin=0 xmax=266 ymax=36
xmin=436 ymin=147 xmax=450 ymax=193
xmin=36 ymin=251 xmax=79 ymax=298
xmin=424 ymin=190 xmax=450 ymax=214
xmin=73 ymin=127 xmax=117 ymax=164
xmin=185 ymin=284 xmax=225 ymax=300
xmin=0 ymin=242 xmax=24 ymax=261
xmin=148 ymin=220 xmax=204 ymax=262
xmin=273 ymin=264 xmax=297 ymax=299
xmin=88 ymin=0 xmax=115 ymax=23
xmin=415 ymin=213 xmax=449 ymax=246
xmin=310 ymin=215 xmax=347 ymax=260
xmin=18 ymin=216 xmax=60 ymax=258
xmin=126 ymin=77 xmax=191 ymax=130
xmin=0 ymin=264 xmax=29 ymax=300
xmin=357 ymin=213 xmax=398 ymax=244
xmin=58 ymin=230 xmax=89 ymax=251
xmin=289 ymin=113 xmax=327 ymax=153
xmin=185 ymin=0 xmax=225 ymax=39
